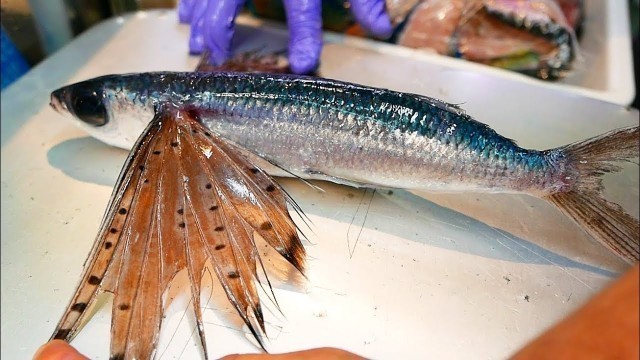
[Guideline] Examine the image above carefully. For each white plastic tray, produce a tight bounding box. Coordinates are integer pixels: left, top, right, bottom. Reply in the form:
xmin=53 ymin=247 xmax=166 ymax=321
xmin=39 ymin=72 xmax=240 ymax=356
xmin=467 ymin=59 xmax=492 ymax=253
xmin=1 ymin=9 xmax=638 ymax=360
xmin=321 ymin=0 xmax=635 ymax=105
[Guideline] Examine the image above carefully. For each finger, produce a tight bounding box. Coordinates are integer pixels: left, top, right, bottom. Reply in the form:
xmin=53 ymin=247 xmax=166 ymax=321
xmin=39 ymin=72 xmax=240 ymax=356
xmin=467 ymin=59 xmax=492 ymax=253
xmin=33 ymin=340 xmax=89 ymax=360
xmin=201 ymin=0 xmax=246 ymax=64
xmin=178 ymin=0 xmax=197 ymax=23
xmin=220 ymin=347 xmax=366 ymax=359
xmin=349 ymin=0 xmax=393 ymax=38
xmin=282 ymin=0 xmax=322 ymax=74
xmin=188 ymin=0 xmax=210 ymax=54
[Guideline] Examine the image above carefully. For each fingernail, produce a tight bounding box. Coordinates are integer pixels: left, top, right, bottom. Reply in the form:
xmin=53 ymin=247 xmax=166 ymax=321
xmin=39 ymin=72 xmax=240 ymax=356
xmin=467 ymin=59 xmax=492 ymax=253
xmin=370 ymin=14 xmax=393 ymax=38
xmin=177 ymin=0 xmax=195 ymax=23
xmin=178 ymin=8 xmax=191 ymax=23
xmin=33 ymin=340 xmax=89 ymax=360
xmin=290 ymin=54 xmax=319 ymax=74
xmin=190 ymin=35 xmax=204 ymax=54
xmin=208 ymin=50 xmax=227 ymax=66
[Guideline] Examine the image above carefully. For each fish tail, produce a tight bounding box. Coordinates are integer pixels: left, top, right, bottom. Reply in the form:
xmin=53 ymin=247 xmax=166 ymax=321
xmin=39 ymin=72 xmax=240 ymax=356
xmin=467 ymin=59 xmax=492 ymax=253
xmin=544 ymin=126 xmax=639 ymax=263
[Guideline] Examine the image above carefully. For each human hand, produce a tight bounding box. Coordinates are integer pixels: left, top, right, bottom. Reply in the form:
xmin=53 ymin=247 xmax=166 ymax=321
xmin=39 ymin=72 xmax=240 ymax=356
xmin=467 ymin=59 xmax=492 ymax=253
xmin=33 ymin=340 xmax=88 ymax=360
xmin=178 ymin=0 xmax=393 ymax=74
xmin=33 ymin=340 xmax=365 ymax=360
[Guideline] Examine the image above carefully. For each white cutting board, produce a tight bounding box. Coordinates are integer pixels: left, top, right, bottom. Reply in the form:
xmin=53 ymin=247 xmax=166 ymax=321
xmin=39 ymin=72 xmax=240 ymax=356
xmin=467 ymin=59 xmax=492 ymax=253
xmin=1 ymin=10 xmax=638 ymax=360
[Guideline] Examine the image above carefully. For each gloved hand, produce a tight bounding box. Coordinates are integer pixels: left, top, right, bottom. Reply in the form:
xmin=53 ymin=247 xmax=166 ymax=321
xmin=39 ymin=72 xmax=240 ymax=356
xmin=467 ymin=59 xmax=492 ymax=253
xmin=179 ymin=0 xmax=392 ymax=74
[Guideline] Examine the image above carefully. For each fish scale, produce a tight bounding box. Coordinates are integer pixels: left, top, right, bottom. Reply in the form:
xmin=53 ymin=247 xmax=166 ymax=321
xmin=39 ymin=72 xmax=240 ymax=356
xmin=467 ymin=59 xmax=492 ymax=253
xmin=179 ymin=72 xmax=545 ymax=190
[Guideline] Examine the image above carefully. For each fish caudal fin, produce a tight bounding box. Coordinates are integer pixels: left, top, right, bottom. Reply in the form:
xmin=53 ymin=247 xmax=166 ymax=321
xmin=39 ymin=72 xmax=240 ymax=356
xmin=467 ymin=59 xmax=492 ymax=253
xmin=546 ymin=191 xmax=639 ymax=263
xmin=545 ymin=126 xmax=639 ymax=263
xmin=51 ymin=109 xmax=306 ymax=359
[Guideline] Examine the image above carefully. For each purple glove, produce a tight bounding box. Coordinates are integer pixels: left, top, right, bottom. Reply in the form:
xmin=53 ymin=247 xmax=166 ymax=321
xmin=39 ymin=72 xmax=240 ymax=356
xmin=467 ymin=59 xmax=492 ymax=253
xmin=178 ymin=0 xmax=392 ymax=74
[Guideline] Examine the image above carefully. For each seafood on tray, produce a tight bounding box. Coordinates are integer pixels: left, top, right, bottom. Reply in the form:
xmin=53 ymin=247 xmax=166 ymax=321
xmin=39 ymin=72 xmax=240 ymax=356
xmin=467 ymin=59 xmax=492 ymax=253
xmin=396 ymin=0 xmax=580 ymax=79
xmin=248 ymin=0 xmax=584 ymax=79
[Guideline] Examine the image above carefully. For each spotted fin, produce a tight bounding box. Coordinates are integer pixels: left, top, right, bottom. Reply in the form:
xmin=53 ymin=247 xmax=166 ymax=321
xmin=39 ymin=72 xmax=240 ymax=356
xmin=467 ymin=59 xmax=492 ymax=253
xmin=50 ymin=109 xmax=306 ymax=359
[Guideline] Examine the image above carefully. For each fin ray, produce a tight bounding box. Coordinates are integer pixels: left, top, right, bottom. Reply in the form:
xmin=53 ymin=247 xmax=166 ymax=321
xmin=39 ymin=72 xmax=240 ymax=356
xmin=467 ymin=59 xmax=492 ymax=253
xmin=52 ymin=109 xmax=306 ymax=358
xmin=546 ymin=126 xmax=640 ymax=263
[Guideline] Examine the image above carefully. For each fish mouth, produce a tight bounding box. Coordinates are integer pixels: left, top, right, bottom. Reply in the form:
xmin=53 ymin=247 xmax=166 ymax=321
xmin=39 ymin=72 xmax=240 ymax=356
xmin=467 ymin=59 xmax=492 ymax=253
xmin=50 ymin=89 xmax=68 ymax=114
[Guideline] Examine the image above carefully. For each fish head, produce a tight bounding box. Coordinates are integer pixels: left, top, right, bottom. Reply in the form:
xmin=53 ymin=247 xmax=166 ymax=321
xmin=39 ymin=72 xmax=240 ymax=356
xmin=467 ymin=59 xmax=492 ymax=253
xmin=50 ymin=74 xmax=156 ymax=150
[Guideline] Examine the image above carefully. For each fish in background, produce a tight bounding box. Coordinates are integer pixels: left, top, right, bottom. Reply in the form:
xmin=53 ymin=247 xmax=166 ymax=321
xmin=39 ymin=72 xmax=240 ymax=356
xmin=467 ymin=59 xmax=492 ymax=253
xmin=47 ymin=54 xmax=636 ymax=358
xmin=248 ymin=0 xmax=583 ymax=79
xmin=396 ymin=0 xmax=580 ymax=80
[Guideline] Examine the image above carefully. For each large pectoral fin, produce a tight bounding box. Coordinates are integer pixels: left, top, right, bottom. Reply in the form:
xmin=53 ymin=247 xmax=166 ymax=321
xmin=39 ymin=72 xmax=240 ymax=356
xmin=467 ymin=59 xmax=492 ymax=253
xmin=51 ymin=108 xmax=306 ymax=359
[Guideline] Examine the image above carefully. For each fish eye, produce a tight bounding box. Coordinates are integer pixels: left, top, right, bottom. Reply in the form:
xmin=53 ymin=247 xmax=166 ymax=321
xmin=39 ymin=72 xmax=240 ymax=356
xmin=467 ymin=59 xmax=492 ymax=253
xmin=70 ymin=87 xmax=108 ymax=126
